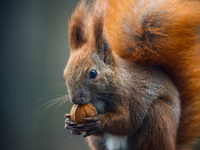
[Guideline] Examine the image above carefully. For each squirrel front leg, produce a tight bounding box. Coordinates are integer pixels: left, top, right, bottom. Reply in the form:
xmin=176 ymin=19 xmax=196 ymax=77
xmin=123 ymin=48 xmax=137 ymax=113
xmin=65 ymin=102 xmax=135 ymax=137
xmin=65 ymin=104 xmax=134 ymax=136
xmin=99 ymin=105 xmax=134 ymax=135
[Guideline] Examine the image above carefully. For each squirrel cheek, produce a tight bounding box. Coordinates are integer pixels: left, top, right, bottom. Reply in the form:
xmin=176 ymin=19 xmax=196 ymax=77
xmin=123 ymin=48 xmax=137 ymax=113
xmin=93 ymin=101 xmax=105 ymax=114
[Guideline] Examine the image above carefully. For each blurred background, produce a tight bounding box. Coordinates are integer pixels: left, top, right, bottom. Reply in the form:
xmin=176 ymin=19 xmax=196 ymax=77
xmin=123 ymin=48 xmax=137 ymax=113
xmin=1 ymin=0 xmax=90 ymax=149
xmin=0 ymin=0 xmax=200 ymax=150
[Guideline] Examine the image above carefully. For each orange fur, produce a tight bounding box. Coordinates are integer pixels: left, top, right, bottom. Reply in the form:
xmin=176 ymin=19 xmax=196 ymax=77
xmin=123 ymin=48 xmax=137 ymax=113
xmin=105 ymin=0 xmax=200 ymax=148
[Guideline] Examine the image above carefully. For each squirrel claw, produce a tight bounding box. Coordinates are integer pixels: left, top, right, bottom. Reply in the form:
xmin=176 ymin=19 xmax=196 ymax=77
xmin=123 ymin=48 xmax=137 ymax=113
xmin=65 ymin=113 xmax=71 ymax=118
xmin=71 ymin=130 xmax=82 ymax=135
xmin=65 ymin=118 xmax=76 ymax=125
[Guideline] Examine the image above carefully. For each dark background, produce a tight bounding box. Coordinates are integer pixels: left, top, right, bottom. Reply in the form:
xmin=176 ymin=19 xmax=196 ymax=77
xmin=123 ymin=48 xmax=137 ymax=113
xmin=1 ymin=0 xmax=200 ymax=150
xmin=1 ymin=0 xmax=89 ymax=150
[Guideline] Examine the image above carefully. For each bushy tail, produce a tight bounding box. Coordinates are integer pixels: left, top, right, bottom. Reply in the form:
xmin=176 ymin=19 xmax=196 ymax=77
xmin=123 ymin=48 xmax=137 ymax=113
xmin=105 ymin=0 xmax=200 ymax=148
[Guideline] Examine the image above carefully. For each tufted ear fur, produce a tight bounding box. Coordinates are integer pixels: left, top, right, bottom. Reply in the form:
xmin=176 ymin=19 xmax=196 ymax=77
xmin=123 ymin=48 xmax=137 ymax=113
xmin=92 ymin=0 xmax=112 ymax=65
xmin=92 ymin=0 xmax=106 ymax=48
xmin=68 ymin=0 xmax=88 ymax=51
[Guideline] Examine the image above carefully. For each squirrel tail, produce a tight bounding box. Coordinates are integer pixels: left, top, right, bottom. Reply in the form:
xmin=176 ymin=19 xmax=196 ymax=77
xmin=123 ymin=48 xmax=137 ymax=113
xmin=105 ymin=0 xmax=200 ymax=148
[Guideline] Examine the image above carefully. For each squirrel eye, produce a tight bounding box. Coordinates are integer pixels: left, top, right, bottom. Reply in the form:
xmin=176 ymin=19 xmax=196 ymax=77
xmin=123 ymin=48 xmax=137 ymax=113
xmin=89 ymin=69 xmax=98 ymax=79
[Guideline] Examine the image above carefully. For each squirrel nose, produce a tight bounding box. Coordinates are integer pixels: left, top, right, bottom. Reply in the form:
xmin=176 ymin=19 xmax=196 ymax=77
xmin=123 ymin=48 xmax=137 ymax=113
xmin=69 ymin=88 xmax=90 ymax=104
xmin=71 ymin=98 xmax=84 ymax=104
xmin=70 ymin=93 xmax=86 ymax=104
xmin=71 ymin=96 xmax=80 ymax=104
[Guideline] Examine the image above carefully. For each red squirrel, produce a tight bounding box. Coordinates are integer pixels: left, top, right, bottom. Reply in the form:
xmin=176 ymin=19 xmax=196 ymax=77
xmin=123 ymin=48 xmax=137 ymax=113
xmin=64 ymin=0 xmax=200 ymax=149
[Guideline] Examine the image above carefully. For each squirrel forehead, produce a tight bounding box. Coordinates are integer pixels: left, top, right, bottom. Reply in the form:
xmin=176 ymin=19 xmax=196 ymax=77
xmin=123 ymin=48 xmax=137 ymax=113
xmin=66 ymin=50 xmax=94 ymax=74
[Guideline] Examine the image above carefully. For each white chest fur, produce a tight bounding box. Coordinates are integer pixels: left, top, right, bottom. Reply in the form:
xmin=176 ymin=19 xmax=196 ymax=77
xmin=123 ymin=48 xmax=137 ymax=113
xmin=104 ymin=133 xmax=128 ymax=150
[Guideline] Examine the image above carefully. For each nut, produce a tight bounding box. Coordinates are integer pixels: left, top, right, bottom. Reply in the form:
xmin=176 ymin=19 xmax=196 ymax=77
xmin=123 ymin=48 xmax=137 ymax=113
xmin=70 ymin=103 xmax=98 ymax=124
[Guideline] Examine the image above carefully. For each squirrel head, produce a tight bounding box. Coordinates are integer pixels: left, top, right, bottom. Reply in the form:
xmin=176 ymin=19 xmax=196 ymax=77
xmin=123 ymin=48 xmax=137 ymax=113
xmin=64 ymin=0 xmax=114 ymax=106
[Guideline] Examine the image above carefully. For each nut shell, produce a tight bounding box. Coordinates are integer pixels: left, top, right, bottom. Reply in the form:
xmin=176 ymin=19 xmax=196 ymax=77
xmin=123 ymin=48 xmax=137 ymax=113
xmin=70 ymin=103 xmax=98 ymax=124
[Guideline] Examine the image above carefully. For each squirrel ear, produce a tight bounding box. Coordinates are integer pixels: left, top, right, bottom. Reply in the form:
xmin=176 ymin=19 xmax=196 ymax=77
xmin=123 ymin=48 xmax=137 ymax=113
xmin=92 ymin=0 xmax=106 ymax=48
xmin=68 ymin=0 xmax=88 ymax=51
xmin=98 ymin=39 xmax=112 ymax=65
xmin=92 ymin=0 xmax=112 ymax=65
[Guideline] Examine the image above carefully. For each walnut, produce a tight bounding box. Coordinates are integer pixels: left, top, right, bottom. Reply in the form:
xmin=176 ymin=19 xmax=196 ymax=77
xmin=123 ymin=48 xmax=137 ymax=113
xmin=70 ymin=103 xmax=98 ymax=124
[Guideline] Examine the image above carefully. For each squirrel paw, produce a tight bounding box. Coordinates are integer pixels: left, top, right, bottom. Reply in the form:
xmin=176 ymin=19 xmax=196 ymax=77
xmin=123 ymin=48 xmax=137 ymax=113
xmin=65 ymin=114 xmax=82 ymax=135
xmin=82 ymin=116 xmax=101 ymax=137
xmin=65 ymin=114 xmax=101 ymax=137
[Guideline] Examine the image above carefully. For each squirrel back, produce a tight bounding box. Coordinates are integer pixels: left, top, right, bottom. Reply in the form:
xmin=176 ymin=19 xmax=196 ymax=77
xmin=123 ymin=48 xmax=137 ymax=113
xmin=105 ymin=0 xmax=200 ymax=147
